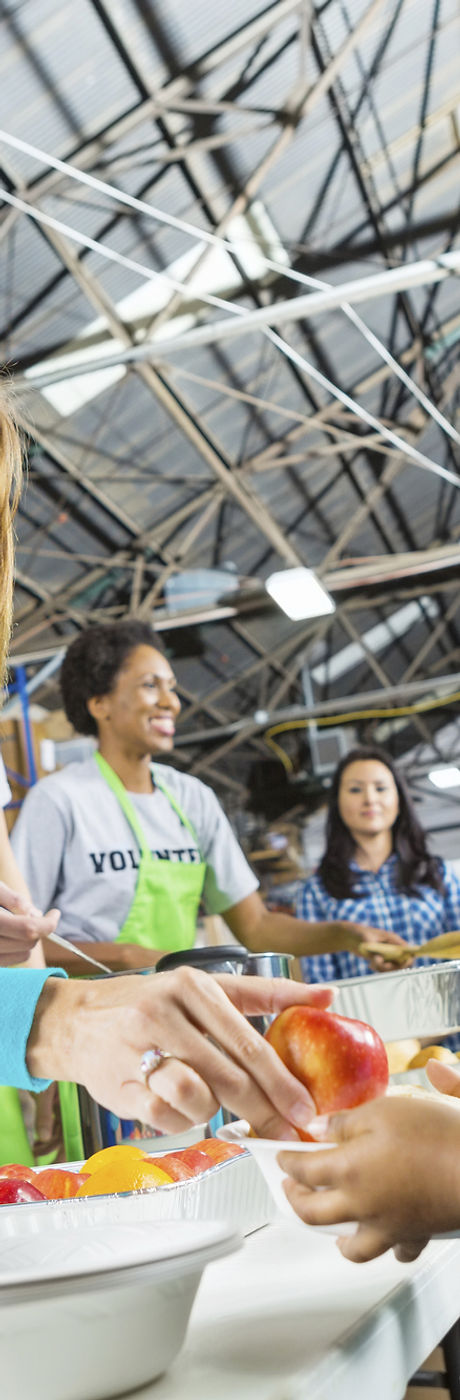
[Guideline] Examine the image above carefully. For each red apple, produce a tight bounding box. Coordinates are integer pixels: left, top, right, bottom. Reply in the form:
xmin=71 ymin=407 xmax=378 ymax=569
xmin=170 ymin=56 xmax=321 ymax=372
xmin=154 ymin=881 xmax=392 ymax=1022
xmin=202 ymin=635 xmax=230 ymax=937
xmin=147 ymin=1154 xmax=193 ymax=1182
xmin=0 ymin=1178 xmax=47 ymax=1205
xmin=0 ymin=1163 xmax=36 ymax=1184
xmin=193 ymin=1140 xmax=246 ymax=1164
xmin=265 ymin=1006 xmax=388 ymax=1125
xmin=167 ymin=1148 xmax=212 ymax=1177
xmin=34 ymin=1168 xmax=89 ymax=1200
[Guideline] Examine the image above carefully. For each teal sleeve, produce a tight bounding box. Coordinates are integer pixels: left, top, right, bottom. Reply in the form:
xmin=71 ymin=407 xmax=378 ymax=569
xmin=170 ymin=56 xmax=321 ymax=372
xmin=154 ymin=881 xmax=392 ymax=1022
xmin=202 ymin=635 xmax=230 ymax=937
xmin=0 ymin=968 xmax=68 ymax=1092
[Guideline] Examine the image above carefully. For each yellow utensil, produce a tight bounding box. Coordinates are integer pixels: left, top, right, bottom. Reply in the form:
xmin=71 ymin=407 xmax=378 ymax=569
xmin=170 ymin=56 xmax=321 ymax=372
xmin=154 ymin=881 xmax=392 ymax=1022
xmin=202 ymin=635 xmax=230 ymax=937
xmin=359 ymin=929 xmax=460 ymax=964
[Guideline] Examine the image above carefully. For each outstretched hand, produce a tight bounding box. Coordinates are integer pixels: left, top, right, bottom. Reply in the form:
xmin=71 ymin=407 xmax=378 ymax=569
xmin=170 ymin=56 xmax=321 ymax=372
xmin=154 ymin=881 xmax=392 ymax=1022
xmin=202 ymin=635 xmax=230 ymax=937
xmin=354 ymin=923 xmax=413 ymax=973
xmin=278 ymin=1092 xmax=460 ymax=1262
xmin=27 ymin=967 xmax=332 ymax=1139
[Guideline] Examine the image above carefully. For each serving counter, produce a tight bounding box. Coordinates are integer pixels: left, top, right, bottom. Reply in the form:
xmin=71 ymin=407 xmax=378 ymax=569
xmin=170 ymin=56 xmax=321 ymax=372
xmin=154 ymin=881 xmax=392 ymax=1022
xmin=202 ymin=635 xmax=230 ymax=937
xmin=128 ymin=1221 xmax=460 ymax=1400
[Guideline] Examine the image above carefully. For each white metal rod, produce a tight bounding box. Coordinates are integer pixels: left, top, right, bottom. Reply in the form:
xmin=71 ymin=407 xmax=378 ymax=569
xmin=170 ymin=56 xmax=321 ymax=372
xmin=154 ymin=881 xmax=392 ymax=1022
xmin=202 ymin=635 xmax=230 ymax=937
xmin=0 ymin=130 xmax=457 ymax=330
xmin=95 ymin=255 xmax=460 ymax=352
xmin=3 ymin=191 xmax=459 ymax=488
xmin=264 ymin=326 xmax=460 ymax=489
xmin=1 ymin=128 xmax=458 ymax=446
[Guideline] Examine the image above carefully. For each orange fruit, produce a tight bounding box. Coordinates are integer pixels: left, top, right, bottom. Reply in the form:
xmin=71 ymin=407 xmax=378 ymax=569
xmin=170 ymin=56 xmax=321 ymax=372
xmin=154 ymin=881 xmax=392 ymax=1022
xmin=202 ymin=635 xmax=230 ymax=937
xmin=408 ymin=1045 xmax=458 ymax=1068
xmin=76 ymin=1158 xmax=173 ymax=1197
xmin=83 ymin=1144 xmax=150 ymax=1176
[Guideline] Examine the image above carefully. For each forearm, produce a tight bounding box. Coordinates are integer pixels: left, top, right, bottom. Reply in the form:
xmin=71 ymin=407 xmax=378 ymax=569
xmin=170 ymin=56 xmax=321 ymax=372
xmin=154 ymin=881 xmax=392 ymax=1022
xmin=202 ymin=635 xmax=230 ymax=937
xmin=0 ymin=811 xmax=30 ymax=900
xmin=26 ymin=977 xmax=84 ymax=1082
xmin=240 ymin=908 xmax=362 ymax=957
xmin=17 ymin=940 xmax=46 ymax=969
xmin=43 ymin=938 xmax=163 ymax=974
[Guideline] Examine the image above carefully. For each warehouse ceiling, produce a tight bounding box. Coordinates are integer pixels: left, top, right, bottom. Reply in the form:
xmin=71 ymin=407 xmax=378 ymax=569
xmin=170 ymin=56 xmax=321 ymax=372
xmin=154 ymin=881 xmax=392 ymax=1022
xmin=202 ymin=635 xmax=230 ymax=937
xmin=1 ymin=0 xmax=460 ymax=816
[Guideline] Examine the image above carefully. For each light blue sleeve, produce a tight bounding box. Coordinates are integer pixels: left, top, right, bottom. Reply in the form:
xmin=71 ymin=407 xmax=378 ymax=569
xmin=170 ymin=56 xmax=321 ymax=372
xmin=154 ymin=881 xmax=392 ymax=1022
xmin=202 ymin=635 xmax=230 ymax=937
xmin=0 ymin=968 xmax=68 ymax=1091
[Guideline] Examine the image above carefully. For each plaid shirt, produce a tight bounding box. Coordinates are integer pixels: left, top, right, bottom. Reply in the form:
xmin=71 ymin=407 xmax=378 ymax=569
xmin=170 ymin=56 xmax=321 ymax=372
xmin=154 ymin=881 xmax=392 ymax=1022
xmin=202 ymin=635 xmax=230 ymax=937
xmin=298 ymin=854 xmax=460 ymax=984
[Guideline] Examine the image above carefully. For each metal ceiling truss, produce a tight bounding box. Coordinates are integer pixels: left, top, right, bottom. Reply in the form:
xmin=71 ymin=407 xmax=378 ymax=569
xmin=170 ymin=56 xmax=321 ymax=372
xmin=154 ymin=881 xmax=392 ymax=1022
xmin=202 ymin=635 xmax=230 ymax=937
xmin=1 ymin=0 xmax=460 ymax=800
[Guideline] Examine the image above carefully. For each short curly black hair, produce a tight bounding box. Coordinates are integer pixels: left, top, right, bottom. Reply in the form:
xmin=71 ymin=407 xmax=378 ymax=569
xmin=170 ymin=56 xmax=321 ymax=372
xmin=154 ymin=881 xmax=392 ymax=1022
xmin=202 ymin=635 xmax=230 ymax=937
xmin=61 ymin=621 xmax=162 ymax=736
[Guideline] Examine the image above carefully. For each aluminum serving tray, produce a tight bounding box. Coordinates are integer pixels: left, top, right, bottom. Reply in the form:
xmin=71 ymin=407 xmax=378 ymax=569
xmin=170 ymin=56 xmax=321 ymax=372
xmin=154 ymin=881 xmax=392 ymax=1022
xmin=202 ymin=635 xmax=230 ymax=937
xmin=24 ymin=1153 xmax=273 ymax=1237
xmin=332 ymin=959 xmax=460 ymax=1041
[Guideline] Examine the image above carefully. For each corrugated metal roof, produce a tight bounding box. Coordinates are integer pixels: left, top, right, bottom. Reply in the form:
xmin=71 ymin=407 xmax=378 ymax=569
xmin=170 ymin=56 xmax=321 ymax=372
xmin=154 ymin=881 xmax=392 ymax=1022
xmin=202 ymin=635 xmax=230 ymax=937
xmin=1 ymin=0 xmax=459 ymax=804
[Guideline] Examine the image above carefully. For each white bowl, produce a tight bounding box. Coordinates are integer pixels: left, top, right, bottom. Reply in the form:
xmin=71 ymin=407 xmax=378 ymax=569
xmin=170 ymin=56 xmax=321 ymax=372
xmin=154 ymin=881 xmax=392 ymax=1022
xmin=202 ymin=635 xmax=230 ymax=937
xmin=0 ymin=1211 xmax=240 ymax=1400
xmin=217 ymin=1121 xmax=356 ymax=1235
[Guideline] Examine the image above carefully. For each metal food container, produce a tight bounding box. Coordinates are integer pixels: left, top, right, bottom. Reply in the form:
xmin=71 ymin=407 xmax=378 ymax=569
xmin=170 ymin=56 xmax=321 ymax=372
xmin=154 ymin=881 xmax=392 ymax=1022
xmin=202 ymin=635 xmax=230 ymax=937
xmin=333 ymin=960 xmax=460 ymax=1042
xmin=155 ymin=945 xmax=249 ymax=976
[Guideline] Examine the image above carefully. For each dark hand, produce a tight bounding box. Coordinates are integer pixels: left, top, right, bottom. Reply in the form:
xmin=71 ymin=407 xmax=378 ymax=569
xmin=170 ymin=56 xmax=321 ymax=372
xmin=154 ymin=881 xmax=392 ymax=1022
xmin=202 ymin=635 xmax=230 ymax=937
xmin=278 ymin=1093 xmax=460 ymax=1262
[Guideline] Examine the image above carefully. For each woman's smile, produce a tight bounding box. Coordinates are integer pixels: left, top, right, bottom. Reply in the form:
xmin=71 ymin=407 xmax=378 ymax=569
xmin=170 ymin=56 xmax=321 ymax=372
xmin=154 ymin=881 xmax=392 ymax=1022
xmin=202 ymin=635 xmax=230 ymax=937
xmin=149 ymin=716 xmax=175 ymax=735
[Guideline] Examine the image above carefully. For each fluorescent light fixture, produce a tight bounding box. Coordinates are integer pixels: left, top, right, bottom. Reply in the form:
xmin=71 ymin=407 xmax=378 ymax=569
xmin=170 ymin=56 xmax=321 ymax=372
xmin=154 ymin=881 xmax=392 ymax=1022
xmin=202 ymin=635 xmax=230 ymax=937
xmin=265 ymin=567 xmax=335 ymax=621
xmin=428 ymin=766 xmax=460 ymax=789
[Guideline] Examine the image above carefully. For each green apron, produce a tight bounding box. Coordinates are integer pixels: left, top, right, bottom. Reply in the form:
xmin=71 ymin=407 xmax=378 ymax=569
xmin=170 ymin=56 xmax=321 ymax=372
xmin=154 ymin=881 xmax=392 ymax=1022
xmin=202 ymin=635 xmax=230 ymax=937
xmin=94 ymin=753 xmax=206 ymax=952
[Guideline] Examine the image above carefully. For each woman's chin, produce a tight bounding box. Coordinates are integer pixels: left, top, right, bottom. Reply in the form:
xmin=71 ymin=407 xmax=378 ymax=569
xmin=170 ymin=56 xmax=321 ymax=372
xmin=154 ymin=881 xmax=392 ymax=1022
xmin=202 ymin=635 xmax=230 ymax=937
xmin=149 ymin=733 xmax=175 ymax=753
xmin=356 ymin=823 xmax=387 ymax=835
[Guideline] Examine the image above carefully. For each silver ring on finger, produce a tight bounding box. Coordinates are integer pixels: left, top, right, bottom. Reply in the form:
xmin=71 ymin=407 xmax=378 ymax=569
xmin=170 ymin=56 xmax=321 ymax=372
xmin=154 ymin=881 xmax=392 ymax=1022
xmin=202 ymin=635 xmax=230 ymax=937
xmin=139 ymin=1047 xmax=173 ymax=1086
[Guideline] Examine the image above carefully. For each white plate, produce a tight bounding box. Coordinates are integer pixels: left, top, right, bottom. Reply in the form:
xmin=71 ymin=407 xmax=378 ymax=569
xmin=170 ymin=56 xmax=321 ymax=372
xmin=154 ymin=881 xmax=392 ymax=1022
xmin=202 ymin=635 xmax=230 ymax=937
xmin=0 ymin=1213 xmax=241 ymax=1400
xmin=0 ymin=1215 xmax=239 ymax=1290
xmin=217 ymin=1121 xmax=356 ymax=1235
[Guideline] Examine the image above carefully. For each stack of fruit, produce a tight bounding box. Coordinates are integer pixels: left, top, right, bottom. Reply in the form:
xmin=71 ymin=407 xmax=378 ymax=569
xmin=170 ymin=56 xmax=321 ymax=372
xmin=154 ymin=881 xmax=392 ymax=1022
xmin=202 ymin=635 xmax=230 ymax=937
xmin=0 ymin=1139 xmax=244 ymax=1204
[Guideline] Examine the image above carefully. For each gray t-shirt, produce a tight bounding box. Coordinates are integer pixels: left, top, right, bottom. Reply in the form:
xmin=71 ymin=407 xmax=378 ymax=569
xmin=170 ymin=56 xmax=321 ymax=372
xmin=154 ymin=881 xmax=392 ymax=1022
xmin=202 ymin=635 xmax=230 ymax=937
xmin=11 ymin=757 xmax=258 ymax=944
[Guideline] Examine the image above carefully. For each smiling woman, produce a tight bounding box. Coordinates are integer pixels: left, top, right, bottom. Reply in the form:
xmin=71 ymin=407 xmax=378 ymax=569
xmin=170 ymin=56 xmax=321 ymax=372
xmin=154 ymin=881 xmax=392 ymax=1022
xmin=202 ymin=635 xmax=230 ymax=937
xmin=298 ymin=744 xmax=460 ymax=987
xmin=337 ymin=758 xmax=400 ymax=847
xmin=10 ymin=624 xmax=405 ymax=972
xmin=12 ymin=620 xmax=242 ymax=969
xmin=62 ymin=628 xmax=181 ymax=759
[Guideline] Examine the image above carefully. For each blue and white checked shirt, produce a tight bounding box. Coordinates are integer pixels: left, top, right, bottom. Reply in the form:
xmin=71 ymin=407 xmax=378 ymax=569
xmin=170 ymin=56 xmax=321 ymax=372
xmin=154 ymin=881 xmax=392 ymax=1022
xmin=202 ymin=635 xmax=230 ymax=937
xmin=298 ymin=854 xmax=460 ymax=984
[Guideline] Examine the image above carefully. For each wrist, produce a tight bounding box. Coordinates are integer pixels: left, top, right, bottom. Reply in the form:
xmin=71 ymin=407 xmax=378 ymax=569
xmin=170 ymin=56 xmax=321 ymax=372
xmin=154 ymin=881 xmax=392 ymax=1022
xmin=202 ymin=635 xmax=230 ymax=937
xmin=26 ymin=977 xmax=89 ymax=1083
xmin=332 ymin=922 xmax=361 ymax=953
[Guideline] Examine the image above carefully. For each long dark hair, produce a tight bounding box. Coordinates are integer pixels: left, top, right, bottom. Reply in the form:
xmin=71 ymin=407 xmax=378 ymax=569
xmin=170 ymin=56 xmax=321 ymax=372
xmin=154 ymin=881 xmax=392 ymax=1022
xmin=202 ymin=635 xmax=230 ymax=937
xmin=318 ymin=745 xmax=444 ymax=899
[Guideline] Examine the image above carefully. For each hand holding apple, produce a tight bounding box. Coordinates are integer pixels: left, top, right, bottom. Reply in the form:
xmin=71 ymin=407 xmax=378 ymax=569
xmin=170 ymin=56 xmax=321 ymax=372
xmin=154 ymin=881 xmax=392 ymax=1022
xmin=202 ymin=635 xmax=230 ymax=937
xmin=279 ymin=1092 xmax=460 ymax=1262
xmin=265 ymin=1006 xmax=388 ymax=1127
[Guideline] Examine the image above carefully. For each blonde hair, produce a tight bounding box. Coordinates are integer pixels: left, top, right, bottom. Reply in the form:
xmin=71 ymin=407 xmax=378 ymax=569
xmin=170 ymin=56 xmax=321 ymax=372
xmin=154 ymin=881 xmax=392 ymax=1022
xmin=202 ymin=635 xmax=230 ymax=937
xmin=0 ymin=388 xmax=22 ymax=688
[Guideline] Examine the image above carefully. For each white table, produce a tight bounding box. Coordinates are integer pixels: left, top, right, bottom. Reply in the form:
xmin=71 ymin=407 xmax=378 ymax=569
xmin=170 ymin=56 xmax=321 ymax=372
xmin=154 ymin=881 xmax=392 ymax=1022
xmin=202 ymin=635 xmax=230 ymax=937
xmin=128 ymin=1222 xmax=460 ymax=1400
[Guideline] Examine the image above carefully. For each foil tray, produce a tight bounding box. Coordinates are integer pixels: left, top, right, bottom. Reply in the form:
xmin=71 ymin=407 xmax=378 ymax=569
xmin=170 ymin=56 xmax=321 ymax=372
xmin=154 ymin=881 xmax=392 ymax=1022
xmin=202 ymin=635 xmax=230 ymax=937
xmin=332 ymin=959 xmax=460 ymax=1041
xmin=25 ymin=1153 xmax=273 ymax=1237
